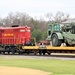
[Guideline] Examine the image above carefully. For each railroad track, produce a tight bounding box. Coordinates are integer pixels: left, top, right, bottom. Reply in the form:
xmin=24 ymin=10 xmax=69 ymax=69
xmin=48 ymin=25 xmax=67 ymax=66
xmin=0 ymin=53 xmax=75 ymax=60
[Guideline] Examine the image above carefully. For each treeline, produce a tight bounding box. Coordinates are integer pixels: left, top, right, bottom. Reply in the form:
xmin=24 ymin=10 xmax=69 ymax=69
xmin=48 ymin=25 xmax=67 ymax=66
xmin=0 ymin=12 xmax=70 ymax=41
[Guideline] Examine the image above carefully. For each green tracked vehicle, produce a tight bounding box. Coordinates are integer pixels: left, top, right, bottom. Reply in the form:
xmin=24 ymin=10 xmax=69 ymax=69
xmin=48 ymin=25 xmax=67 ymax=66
xmin=47 ymin=22 xmax=75 ymax=46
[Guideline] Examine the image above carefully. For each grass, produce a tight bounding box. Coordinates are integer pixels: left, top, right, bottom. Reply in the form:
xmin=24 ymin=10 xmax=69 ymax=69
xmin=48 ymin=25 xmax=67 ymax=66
xmin=0 ymin=57 xmax=75 ymax=75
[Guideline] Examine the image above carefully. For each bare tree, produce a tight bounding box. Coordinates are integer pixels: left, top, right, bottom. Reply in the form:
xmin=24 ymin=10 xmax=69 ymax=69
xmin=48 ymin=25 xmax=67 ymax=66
xmin=2 ymin=12 xmax=31 ymax=26
xmin=45 ymin=11 xmax=70 ymax=23
xmin=0 ymin=16 xmax=3 ymax=26
xmin=45 ymin=13 xmax=53 ymax=21
xmin=54 ymin=11 xmax=70 ymax=23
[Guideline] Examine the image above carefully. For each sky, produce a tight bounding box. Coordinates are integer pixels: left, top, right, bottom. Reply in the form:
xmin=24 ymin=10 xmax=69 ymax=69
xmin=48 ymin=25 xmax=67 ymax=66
xmin=0 ymin=0 xmax=75 ymax=19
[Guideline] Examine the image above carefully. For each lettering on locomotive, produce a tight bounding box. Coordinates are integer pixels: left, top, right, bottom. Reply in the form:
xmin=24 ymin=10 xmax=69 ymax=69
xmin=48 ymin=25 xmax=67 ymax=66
xmin=3 ymin=34 xmax=14 ymax=36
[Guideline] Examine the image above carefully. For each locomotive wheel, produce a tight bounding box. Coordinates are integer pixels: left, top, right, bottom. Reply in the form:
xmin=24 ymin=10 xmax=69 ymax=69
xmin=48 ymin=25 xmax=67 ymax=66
xmin=8 ymin=51 xmax=10 ymax=54
xmin=52 ymin=34 xmax=62 ymax=46
xmin=11 ymin=48 xmax=16 ymax=54
xmin=0 ymin=51 xmax=1 ymax=54
xmin=2 ymin=51 xmax=5 ymax=54
xmin=5 ymin=46 xmax=10 ymax=54
xmin=5 ymin=46 xmax=9 ymax=51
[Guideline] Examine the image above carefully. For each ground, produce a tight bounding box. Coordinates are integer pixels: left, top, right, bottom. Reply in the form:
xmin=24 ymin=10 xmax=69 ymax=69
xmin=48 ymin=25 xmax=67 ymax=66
xmin=0 ymin=66 xmax=50 ymax=75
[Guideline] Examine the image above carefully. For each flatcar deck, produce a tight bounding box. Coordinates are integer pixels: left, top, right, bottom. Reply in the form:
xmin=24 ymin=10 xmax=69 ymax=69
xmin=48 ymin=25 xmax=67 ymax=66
xmin=22 ymin=45 xmax=75 ymax=50
xmin=46 ymin=46 xmax=75 ymax=50
xmin=22 ymin=46 xmax=39 ymax=50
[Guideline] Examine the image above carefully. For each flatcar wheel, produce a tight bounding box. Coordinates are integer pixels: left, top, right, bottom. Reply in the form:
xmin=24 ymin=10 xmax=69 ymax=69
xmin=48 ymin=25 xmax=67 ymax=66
xmin=47 ymin=52 xmax=51 ymax=55
xmin=48 ymin=53 xmax=50 ymax=55
xmin=34 ymin=51 xmax=37 ymax=55
xmin=42 ymin=50 xmax=46 ymax=55
xmin=39 ymin=50 xmax=42 ymax=55
xmin=27 ymin=52 xmax=29 ymax=55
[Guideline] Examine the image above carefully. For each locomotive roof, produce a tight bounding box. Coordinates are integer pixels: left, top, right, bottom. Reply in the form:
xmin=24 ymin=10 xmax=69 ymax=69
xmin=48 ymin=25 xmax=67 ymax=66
xmin=0 ymin=26 xmax=30 ymax=29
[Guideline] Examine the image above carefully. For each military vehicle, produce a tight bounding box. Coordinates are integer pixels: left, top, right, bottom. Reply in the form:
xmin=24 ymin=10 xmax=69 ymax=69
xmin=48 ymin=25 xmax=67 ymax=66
xmin=47 ymin=22 xmax=75 ymax=46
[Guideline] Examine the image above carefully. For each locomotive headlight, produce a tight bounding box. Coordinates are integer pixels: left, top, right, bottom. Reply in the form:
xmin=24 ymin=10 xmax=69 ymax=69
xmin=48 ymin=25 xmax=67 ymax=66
xmin=20 ymin=30 xmax=25 ymax=32
xmin=27 ymin=30 xmax=30 ymax=32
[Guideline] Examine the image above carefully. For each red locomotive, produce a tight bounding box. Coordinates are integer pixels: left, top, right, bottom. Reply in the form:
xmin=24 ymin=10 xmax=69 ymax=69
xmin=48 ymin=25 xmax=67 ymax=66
xmin=0 ymin=25 xmax=31 ymax=54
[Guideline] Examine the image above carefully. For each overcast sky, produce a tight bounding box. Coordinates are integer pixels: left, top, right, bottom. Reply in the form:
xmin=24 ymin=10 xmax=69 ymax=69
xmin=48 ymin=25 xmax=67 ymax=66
xmin=0 ymin=0 xmax=75 ymax=19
